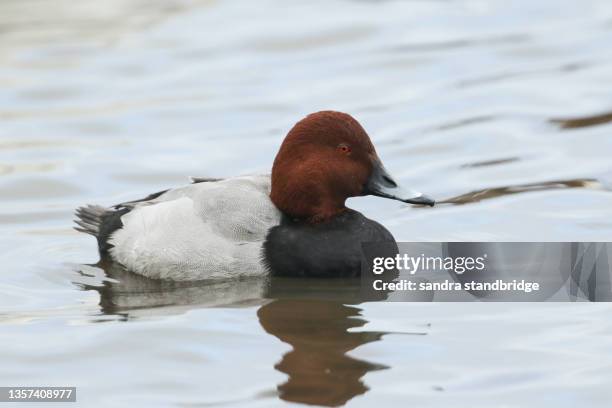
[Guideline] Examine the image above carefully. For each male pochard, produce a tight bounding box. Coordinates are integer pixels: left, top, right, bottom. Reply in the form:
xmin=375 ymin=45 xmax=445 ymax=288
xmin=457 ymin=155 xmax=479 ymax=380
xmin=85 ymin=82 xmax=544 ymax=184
xmin=75 ymin=111 xmax=434 ymax=280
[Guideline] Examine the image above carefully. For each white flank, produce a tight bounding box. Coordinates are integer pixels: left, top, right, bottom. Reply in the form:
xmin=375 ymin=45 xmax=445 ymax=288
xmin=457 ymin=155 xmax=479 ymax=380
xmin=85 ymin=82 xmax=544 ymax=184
xmin=109 ymin=175 xmax=282 ymax=281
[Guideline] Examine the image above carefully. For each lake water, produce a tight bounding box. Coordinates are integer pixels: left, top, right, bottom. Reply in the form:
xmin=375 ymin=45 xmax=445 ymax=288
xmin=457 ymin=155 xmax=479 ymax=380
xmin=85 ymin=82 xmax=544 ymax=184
xmin=1 ymin=0 xmax=612 ymax=406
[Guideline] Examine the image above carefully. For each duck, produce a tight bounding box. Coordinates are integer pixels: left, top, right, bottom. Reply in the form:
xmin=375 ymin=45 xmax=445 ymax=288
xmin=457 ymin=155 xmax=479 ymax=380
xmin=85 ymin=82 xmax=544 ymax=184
xmin=75 ymin=111 xmax=434 ymax=280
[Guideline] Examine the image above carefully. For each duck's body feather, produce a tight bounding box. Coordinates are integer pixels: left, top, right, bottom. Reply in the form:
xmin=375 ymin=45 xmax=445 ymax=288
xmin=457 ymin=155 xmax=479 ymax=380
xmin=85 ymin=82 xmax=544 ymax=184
xmin=79 ymin=175 xmax=282 ymax=281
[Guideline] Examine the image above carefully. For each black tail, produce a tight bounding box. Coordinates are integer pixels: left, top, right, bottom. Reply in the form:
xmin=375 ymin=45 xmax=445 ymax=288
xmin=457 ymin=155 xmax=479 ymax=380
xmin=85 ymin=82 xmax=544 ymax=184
xmin=74 ymin=205 xmax=129 ymax=254
xmin=74 ymin=205 xmax=107 ymax=236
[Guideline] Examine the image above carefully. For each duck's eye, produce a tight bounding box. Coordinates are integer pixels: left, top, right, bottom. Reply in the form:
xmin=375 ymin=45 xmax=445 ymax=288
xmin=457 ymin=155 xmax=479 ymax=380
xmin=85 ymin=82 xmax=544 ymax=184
xmin=337 ymin=143 xmax=352 ymax=155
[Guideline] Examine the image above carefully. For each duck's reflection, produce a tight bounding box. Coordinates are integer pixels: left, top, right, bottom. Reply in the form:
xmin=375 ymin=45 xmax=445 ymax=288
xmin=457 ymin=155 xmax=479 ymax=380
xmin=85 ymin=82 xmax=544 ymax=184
xmin=258 ymin=299 xmax=388 ymax=407
xmin=76 ymin=263 xmax=391 ymax=406
xmin=76 ymin=260 xmax=269 ymax=317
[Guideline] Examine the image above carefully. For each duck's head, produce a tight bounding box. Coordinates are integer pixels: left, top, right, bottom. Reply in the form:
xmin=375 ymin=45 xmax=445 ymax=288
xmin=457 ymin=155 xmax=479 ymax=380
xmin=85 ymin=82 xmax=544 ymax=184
xmin=270 ymin=111 xmax=434 ymax=222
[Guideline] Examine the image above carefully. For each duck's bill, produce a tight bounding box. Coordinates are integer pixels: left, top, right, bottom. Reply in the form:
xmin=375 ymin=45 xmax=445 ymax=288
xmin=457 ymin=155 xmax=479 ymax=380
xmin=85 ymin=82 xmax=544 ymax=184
xmin=364 ymin=159 xmax=435 ymax=206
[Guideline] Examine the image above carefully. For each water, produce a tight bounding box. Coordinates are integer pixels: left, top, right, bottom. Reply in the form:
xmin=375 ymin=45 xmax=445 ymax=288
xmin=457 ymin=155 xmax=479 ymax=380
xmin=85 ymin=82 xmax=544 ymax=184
xmin=1 ymin=0 xmax=612 ymax=406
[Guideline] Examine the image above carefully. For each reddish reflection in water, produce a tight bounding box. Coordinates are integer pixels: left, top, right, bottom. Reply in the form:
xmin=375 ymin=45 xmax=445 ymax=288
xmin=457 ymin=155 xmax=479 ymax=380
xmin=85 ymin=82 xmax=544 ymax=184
xmin=78 ymin=265 xmax=396 ymax=406
xmin=257 ymin=299 xmax=388 ymax=407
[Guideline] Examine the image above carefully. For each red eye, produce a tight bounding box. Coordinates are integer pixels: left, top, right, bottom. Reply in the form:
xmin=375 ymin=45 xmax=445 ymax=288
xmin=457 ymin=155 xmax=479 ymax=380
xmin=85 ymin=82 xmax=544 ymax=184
xmin=337 ymin=143 xmax=351 ymax=155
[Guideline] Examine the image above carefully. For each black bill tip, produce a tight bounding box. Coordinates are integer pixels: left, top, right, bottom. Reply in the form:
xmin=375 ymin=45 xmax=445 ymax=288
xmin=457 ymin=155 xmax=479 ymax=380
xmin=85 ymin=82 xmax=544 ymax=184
xmin=404 ymin=194 xmax=435 ymax=207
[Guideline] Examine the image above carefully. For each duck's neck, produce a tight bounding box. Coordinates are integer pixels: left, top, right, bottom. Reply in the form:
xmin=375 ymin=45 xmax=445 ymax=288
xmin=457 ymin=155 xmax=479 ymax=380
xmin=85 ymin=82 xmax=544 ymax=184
xmin=270 ymin=182 xmax=347 ymax=224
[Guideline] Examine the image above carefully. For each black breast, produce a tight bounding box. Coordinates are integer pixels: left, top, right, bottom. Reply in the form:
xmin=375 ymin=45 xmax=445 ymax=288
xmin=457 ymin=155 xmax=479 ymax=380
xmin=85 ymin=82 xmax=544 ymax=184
xmin=262 ymin=209 xmax=398 ymax=277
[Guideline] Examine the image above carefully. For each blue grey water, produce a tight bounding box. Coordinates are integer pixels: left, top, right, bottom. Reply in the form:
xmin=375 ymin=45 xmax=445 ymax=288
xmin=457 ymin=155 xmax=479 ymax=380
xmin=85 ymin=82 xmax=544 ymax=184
xmin=1 ymin=0 xmax=612 ymax=406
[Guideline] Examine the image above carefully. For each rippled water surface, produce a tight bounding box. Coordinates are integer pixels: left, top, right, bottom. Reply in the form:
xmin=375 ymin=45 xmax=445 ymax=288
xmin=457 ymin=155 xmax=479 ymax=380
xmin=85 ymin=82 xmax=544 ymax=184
xmin=1 ymin=0 xmax=612 ymax=406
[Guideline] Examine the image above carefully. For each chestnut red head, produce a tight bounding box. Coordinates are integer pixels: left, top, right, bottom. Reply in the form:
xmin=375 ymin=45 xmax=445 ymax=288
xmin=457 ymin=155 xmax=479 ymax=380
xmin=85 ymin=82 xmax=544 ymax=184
xmin=270 ymin=111 xmax=433 ymax=222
